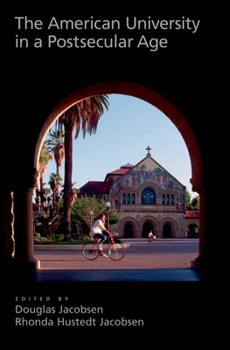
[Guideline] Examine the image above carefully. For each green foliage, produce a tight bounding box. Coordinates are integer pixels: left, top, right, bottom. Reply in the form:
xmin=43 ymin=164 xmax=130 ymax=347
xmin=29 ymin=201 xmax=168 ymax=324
xmin=48 ymin=173 xmax=63 ymax=193
xmin=185 ymin=190 xmax=191 ymax=208
xmin=46 ymin=130 xmax=65 ymax=150
xmin=52 ymin=233 xmax=65 ymax=242
xmin=33 ymin=207 xmax=62 ymax=237
xmin=39 ymin=144 xmax=53 ymax=164
xmin=34 ymin=233 xmax=64 ymax=244
xmin=45 ymin=130 xmax=65 ymax=170
xmin=185 ymin=190 xmax=200 ymax=211
xmin=70 ymin=195 xmax=120 ymax=233
xmin=34 ymin=233 xmax=92 ymax=245
xmin=49 ymin=172 xmax=63 ymax=184
xmin=109 ymin=215 xmax=119 ymax=225
xmin=71 ymin=195 xmax=106 ymax=226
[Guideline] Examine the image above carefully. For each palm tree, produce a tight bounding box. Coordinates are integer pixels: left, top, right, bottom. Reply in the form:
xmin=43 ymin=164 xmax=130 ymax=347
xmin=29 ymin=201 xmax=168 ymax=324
xmin=48 ymin=172 xmax=63 ymax=207
xmin=45 ymin=129 xmax=65 ymax=175
xmin=58 ymin=95 xmax=109 ymax=239
xmin=37 ymin=144 xmax=53 ymax=210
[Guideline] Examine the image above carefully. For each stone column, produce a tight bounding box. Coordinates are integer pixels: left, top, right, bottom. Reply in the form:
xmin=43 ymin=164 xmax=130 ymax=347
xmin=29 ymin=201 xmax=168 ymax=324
xmin=0 ymin=190 xmax=15 ymax=267
xmin=191 ymin=182 xmax=204 ymax=269
xmin=13 ymin=168 xmax=39 ymax=271
xmin=190 ymin=177 xmax=215 ymax=277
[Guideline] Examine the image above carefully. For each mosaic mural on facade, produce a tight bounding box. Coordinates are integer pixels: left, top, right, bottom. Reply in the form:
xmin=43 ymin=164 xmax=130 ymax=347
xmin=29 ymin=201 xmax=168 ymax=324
xmin=112 ymin=163 xmax=184 ymax=194
xmin=111 ymin=159 xmax=185 ymax=211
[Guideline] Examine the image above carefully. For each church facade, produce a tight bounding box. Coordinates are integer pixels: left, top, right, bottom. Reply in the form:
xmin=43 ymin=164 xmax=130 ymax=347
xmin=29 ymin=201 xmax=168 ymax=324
xmin=79 ymin=147 xmax=199 ymax=238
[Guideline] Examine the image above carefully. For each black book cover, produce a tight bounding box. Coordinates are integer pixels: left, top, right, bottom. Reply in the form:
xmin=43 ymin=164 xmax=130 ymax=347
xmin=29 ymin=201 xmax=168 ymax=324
xmin=3 ymin=3 xmax=225 ymax=344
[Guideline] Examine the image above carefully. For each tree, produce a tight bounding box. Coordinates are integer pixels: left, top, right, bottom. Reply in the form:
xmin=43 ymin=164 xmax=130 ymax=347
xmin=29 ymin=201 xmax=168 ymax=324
xmin=36 ymin=144 xmax=53 ymax=210
xmin=70 ymin=195 xmax=118 ymax=236
xmin=190 ymin=196 xmax=200 ymax=211
xmin=185 ymin=190 xmax=200 ymax=211
xmin=185 ymin=191 xmax=192 ymax=210
xmin=48 ymin=173 xmax=63 ymax=207
xmin=45 ymin=129 xmax=65 ymax=174
xmin=70 ymin=195 xmax=104 ymax=233
xmin=58 ymin=95 xmax=109 ymax=239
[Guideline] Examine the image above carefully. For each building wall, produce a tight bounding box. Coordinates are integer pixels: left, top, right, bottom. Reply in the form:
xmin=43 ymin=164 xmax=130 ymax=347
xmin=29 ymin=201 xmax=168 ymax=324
xmin=113 ymin=212 xmax=187 ymax=238
xmin=105 ymin=177 xmax=189 ymax=238
xmin=111 ymin=211 xmax=199 ymax=238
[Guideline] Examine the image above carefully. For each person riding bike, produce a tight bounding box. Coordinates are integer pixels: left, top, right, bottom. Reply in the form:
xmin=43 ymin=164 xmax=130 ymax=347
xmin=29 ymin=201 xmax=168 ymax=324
xmin=91 ymin=213 xmax=112 ymax=257
xmin=148 ymin=230 xmax=156 ymax=242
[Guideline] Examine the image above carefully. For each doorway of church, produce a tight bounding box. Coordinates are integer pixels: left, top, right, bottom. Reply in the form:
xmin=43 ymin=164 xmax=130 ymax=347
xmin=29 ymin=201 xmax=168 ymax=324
xmin=142 ymin=222 xmax=154 ymax=238
xmin=123 ymin=223 xmax=134 ymax=238
xmin=163 ymin=223 xmax=172 ymax=238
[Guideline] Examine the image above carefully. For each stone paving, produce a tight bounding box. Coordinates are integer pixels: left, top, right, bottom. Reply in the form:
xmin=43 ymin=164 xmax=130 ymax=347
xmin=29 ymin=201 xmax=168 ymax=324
xmin=35 ymin=243 xmax=198 ymax=270
xmin=32 ymin=239 xmax=203 ymax=281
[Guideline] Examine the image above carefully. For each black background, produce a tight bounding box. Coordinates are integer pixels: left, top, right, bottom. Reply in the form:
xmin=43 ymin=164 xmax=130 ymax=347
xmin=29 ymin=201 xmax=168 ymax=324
xmin=3 ymin=3 xmax=225 ymax=344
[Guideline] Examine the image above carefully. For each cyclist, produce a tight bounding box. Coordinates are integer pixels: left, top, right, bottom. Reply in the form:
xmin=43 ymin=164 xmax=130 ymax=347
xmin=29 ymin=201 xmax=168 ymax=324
xmin=148 ymin=230 xmax=156 ymax=242
xmin=91 ymin=213 xmax=112 ymax=257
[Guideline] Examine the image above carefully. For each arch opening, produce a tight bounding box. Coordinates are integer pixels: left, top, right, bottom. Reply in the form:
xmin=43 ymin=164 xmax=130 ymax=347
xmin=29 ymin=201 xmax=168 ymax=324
xmin=163 ymin=223 xmax=173 ymax=238
xmin=123 ymin=223 xmax=134 ymax=238
xmin=30 ymin=81 xmax=202 ymax=270
xmin=142 ymin=222 xmax=154 ymax=238
xmin=34 ymin=81 xmax=201 ymax=190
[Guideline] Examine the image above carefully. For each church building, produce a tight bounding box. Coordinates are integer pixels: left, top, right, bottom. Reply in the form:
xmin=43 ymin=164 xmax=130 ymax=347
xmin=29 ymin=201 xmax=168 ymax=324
xmin=79 ymin=147 xmax=198 ymax=238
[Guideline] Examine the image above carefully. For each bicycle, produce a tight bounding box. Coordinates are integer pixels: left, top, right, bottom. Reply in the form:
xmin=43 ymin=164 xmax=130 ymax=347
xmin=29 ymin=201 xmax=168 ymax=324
xmin=82 ymin=233 xmax=126 ymax=261
xmin=146 ymin=236 xmax=157 ymax=243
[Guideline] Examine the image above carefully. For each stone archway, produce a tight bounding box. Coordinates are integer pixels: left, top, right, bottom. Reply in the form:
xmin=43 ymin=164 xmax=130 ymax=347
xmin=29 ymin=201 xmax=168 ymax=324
xmin=142 ymin=222 xmax=154 ymax=238
xmin=34 ymin=81 xmax=201 ymax=187
xmin=163 ymin=223 xmax=172 ymax=238
xmin=187 ymin=223 xmax=199 ymax=238
xmin=124 ymin=223 xmax=134 ymax=238
xmin=24 ymin=81 xmax=202 ymax=270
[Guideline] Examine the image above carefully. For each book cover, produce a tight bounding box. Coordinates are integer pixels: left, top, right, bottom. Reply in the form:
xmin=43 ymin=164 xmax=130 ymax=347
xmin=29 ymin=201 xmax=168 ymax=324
xmin=3 ymin=3 xmax=223 ymax=342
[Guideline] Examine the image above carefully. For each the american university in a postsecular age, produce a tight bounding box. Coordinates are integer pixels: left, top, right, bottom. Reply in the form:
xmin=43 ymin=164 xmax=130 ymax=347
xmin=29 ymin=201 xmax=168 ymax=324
xmin=14 ymin=16 xmax=200 ymax=51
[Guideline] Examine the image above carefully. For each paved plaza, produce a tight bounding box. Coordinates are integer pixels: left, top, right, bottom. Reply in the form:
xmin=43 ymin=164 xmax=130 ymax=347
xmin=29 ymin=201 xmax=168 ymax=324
xmin=30 ymin=239 xmax=204 ymax=281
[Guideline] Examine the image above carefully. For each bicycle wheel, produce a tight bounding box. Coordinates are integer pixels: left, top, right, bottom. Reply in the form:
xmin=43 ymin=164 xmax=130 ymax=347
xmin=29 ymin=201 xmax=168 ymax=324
xmin=107 ymin=243 xmax=125 ymax=261
xmin=82 ymin=242 xmax=99 ymax=260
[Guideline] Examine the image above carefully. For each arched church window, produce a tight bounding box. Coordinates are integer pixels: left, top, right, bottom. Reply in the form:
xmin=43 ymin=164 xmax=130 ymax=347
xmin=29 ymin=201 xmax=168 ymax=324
xmin=171 ymin=194 xmax=174 ymax=205
xmin=162 ymin=194 xmax=165 ymax=205
xmin=127 ymin=193 xmax=131 ymax=204
xmin=115 ymin=199 xmax=120 ymax=210
xmin=166 ymin=194 xmax=170 ymax=205
xmin=122 ymin=193 xmax=126 ymax=204
xmin=132 ymin=193 xmax=135 ymax=204
xmin=141 ymin=187 xmax=156 ymax=204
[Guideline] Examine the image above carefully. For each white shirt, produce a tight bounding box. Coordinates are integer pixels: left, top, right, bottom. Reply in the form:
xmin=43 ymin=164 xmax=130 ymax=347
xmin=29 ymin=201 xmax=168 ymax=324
xmin=91 ymin=219 xmax=106 ymax=235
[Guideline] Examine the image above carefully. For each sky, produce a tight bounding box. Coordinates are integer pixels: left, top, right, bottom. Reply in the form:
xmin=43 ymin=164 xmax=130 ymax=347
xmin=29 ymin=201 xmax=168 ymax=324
xmin=43 ymin=94 xmax=196 ymax=198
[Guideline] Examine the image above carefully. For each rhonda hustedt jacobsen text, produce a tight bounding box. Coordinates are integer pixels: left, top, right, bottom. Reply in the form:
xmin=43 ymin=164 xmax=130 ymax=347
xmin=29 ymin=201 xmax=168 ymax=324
xmin=14 ymin=304 xmax=144 ymax=327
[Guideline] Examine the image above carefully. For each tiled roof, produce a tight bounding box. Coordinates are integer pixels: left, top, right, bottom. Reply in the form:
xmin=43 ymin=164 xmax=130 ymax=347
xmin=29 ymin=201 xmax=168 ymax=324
xmin=107 ymin=163 xmax=134 ymax=176
xmin=79 ymin=181 xmax=107 ymax=196
xmin=185 ymin=211 xmax=200 ymax=218
xmin=79 ymin=164 xmax=134 ymax=196
xmin=108 ymin=168 xmax=130 ymax=175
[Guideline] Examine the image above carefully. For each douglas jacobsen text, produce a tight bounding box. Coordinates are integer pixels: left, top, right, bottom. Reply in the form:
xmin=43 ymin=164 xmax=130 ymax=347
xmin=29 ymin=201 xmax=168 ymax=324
xmin=15 ymin=304 xmax=144 ymax=327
